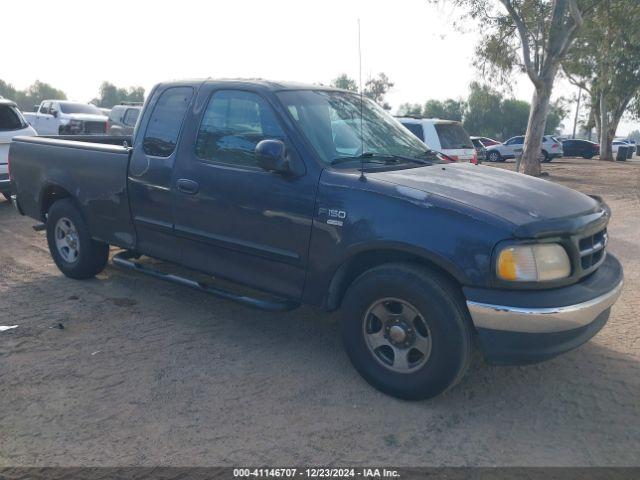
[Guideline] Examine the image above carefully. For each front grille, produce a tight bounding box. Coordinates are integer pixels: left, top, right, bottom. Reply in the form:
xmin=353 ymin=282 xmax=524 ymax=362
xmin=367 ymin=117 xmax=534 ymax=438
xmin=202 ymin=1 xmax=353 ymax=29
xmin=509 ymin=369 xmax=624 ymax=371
xmin=578 ymin=228 xmax=607 ymax=270
xmin=84 ymin=121 xmax=106 ymax=134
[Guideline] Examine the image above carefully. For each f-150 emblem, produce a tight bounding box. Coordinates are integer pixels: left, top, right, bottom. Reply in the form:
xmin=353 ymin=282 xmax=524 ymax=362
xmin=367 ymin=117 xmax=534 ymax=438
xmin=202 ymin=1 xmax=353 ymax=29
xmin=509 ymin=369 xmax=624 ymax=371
xmin=318 ymin=207 xmax=346 ymax=226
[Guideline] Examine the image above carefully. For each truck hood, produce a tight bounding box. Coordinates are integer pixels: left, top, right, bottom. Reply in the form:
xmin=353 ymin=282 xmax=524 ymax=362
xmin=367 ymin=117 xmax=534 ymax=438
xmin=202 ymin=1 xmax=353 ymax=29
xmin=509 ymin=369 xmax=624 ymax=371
xmin=62 ymin=114 xmax=107 ymax=122
xmin=369 ymin=163 xmax=600 ymax=227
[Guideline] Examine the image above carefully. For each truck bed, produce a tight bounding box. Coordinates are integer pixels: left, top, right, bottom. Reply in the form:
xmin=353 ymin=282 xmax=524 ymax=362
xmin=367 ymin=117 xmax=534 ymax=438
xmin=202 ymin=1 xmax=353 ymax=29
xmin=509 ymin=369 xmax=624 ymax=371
xmin=10 ymin=135 xmax=137 ymax=249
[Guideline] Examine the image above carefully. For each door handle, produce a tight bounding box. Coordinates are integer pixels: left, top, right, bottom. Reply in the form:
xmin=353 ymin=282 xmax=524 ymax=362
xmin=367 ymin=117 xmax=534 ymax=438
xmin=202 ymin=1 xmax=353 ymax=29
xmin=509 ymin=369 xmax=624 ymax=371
xmin=176 ymin=178 xmax=199 ymax=194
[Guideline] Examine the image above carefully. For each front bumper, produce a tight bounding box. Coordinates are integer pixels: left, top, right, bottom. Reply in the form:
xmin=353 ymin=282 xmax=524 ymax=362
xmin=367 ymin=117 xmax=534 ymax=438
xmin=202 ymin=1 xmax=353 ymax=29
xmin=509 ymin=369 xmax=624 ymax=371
xmin=464 ymin=253 xmax=623 ymax=365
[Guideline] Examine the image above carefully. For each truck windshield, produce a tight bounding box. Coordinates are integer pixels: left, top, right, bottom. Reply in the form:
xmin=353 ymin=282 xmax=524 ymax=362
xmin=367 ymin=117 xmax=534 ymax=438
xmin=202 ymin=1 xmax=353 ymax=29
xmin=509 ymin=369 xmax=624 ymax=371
xmin=59 ymin=103 xmax=104 ymax=115
xmin=276 ymin=90 xmax=433 ymax=166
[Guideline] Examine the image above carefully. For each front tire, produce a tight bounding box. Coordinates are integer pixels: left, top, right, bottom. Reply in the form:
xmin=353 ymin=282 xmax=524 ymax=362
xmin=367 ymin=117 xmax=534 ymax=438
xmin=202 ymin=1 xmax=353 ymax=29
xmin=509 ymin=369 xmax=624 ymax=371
xmin=487 ymin=151 xmax=502 ymax=162
xmin=341 ymin=263 xmax=473 ymax=400
xmin=46 ymin=199 xmax=109 ymax=279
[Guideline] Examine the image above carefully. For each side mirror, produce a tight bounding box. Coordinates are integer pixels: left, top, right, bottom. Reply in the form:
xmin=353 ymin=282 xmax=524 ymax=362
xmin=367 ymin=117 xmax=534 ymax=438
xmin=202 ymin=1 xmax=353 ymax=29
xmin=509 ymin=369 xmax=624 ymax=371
xmin=51 ymin=109 xmax=59 ymax=118
xmin=255 ymin=139 xmax=290 ymax=173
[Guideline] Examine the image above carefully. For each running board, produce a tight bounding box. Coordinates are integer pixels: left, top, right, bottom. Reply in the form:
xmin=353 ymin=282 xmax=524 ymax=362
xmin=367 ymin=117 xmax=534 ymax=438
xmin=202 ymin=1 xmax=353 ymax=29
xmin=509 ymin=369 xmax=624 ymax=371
xmin=112 ymin=251 xmax=299 ymax=312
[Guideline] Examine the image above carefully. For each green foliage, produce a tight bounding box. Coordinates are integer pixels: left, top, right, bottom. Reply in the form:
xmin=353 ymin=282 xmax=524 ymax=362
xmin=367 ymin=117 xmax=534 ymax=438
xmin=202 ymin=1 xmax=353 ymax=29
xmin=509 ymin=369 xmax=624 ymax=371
xmin=92 ymin=81 xmax=145 ymax=108
xmin=0 ymin=79 xmax=67 ymax=111
xmin=364 ymin=73 xmax=394 ymax=110
xmin=462 ymin=82 xmax=503 ymax=138
xmin=562 ymin=0 xmax=640 ymax=156
xmin=397 ymin=103 xmax=423 ymax=116
xmin=423 ymin=99 xmax=465 ymax=121
xmin=330 ymin=74 xmax=357 ymax=92
xmin=461 ymin=82 xmax=566 ymax=139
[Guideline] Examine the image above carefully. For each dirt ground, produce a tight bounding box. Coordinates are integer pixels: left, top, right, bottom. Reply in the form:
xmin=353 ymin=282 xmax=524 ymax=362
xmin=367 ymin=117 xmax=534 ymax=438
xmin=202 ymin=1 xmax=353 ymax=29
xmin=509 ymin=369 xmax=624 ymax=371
xmin=1 ymin=157 xmax=639 ymax=467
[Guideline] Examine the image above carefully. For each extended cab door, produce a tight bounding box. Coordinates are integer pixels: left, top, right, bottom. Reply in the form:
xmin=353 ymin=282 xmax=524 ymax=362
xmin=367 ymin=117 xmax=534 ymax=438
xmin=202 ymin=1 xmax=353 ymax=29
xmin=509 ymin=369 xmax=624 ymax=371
xmin=170 ymin=86 xmax=319 ymax=300
xmin=127 ymin=85 xmax=195 ymax=263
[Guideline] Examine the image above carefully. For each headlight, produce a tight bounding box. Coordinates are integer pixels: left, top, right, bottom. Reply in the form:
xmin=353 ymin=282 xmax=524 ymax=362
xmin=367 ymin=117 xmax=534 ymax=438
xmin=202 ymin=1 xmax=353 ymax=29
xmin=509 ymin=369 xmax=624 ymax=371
xmin=496 ymin=244 xmax=571 ymax=282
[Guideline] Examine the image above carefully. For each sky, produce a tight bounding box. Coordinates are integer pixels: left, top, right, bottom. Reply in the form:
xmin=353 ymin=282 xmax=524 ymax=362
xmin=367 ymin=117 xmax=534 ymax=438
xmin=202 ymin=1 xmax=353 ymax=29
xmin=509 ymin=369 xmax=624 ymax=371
xmin=2 ymin=0 xmax=638 ymax=135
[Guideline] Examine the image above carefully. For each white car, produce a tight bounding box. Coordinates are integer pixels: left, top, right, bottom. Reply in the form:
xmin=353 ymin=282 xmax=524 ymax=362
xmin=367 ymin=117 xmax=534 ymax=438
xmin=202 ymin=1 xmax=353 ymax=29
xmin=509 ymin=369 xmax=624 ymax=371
xmin=23 ymin=100 xmax=107 ymax=135
xmin=0 ymin=99 xmax=37 ymax=200
xmin=397 ymin=118 xmax=477 ymax=163
xmin=485 ymin=135 xmax=564 ymax=163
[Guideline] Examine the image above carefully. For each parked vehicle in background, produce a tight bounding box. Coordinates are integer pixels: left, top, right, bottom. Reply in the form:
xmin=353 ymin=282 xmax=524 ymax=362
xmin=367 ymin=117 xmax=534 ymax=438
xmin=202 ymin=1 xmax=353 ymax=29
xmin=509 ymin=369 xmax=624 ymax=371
xmin=562 ymin=139 xmax=600 ymax=159
xmin=475 ymin=136 xmax=500 ymax=147
xmin=485 ymin=135 xmax=563 ymax=163
xmin=23 ymin=101 xmax=107 ymax=135
xmin=0 ymin=99 xmax=37 ymax=200
xmin=107 ymin=103 xmax=142 ymax=136
xmin=397 ymin=118 xmax=477 ymax=163
xmin=470 ymin=137 xmax=487 ymax=163
xmin=9 ymin=79 xmax=623 ymax=400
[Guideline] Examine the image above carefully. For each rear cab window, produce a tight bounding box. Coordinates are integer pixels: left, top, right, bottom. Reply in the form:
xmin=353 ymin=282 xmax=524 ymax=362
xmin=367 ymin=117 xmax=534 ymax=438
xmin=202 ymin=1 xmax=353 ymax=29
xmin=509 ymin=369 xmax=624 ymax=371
xmin=434 ymin=123 xmax=473 ymax=149
xmin=0 ymin=104 xmax=28 ymax=131
xmin=143 ymin=87 xmax=194 ymax=157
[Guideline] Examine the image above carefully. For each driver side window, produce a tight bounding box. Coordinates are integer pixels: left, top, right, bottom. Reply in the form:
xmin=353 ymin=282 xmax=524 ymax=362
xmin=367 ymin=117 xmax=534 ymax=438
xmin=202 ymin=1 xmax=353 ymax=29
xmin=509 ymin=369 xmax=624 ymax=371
xmin=195 ymin=90 xmax=286 ymax=168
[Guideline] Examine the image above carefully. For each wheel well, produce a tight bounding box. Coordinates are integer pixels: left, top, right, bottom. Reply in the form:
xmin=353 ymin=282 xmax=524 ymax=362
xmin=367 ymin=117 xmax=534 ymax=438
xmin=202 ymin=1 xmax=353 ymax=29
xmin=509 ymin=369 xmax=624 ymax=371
xmin=325 ymin=249 xmax=462 ymax=311
xmin=40 ymin=184 xmax=72 ymax=221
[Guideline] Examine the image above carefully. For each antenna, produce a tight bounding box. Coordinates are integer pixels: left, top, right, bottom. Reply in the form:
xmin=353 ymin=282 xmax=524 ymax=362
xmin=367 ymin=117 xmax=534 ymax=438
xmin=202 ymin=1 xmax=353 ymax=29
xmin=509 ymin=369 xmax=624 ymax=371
xmin=358 ymin=18 xmax=365 ymax=181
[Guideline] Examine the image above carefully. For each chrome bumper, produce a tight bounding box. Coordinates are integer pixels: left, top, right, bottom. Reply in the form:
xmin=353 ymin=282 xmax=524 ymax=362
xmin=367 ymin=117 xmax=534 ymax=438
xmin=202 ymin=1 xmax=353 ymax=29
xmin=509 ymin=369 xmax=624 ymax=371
xmin=467 ymin=280 xmax=623 ymax=333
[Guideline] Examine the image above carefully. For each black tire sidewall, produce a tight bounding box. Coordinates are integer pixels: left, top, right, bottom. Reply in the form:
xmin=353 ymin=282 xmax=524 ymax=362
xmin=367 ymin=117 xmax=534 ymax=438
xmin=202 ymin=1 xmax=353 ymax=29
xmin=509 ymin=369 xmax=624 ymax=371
xmin=46 ymin=199 xmax=107 ymax=279
xmin=341 ymin=265 xmax=471 ymax=400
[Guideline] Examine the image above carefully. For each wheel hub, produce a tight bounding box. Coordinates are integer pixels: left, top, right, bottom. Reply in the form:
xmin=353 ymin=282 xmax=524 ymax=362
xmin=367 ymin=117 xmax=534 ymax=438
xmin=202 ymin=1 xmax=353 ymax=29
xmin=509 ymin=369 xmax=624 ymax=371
xmin=363 ymin=298 xmax=432 ymax=374
xmin=385 ymin=321 xmax=414 ymax=348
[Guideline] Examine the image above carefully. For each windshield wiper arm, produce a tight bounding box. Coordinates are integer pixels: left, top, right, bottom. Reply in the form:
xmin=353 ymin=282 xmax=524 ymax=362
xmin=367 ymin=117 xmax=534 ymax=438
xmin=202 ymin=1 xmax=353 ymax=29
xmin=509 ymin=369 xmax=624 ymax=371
xmin=330 ymin=152 xmax=390 ymax=166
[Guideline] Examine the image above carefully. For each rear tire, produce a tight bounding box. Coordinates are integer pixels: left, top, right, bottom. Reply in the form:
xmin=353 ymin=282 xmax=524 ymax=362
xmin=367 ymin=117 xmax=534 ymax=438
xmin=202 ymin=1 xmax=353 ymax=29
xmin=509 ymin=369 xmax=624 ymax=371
xmin=2 ymin=192 xmax=10 ymax=201
xmin=46 ymin=199 xmax=109 ymax=279
xmin=542 ymin=150 xmax=551 ymax=162
xmin=340 ymin=263 xmax=473 ymax=400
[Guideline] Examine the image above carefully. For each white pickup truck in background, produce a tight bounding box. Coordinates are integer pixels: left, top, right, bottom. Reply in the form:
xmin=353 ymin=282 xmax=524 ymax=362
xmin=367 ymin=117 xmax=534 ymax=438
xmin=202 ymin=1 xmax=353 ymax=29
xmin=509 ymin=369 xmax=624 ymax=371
xmin=0 ymin=98 xmax=37 ymax=199
xmin=23 ymin=100 xmax=107 ymax=135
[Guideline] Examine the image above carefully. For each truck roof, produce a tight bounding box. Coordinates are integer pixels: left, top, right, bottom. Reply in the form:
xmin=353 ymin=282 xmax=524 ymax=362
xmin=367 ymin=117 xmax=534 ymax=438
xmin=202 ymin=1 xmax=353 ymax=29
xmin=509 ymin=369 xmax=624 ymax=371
xmin=0 ymin=98 xmax=18 ymax=107
xmin=156 ymin=78 xmax=348 ymax=93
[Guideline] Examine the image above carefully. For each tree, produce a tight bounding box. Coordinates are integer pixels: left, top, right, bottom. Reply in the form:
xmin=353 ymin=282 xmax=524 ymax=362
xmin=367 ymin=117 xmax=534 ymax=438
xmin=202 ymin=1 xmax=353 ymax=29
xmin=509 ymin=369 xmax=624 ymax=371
xmin=364 ymin=73 xmax=394 ymax=110
xmin=0 ymin=80 xmax=18 ymax=101
xmin=397 ymin=103 xmax=423 ymax=116
xmin=562 ymin=1 xmax=640 ymax=160
xmin=0 ymin=79 xmax=67 ymax=111
xmin=92 ymin=81 xmax=145 ymax=108
xmin=423 ymin=99 xmax=465 ymax=121
xmin=462 ymin=82 xmax=503 ymax=138
xmin=330 ymin=74 xmax=357 ymax=92
xmin=441 ymin=0 xmax=590 ymax=175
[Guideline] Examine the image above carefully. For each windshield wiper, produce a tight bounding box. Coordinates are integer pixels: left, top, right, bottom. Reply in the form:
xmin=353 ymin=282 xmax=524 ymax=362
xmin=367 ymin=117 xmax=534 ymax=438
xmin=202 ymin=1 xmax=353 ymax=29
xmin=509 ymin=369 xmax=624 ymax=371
xmin=330 ymin=152 xmax=394 ymax=166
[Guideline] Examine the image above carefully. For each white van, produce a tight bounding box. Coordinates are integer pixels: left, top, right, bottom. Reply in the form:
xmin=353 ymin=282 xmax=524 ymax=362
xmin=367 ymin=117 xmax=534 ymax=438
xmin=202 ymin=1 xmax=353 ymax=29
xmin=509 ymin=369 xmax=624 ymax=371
xmin=397 ymin=118 xmax=477 ymax=163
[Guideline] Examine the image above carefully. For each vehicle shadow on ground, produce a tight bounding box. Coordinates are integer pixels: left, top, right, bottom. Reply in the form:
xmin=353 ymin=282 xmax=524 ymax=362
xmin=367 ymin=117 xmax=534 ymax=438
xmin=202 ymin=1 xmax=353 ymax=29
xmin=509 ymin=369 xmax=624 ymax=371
xmin=2 ymin=257 xmax=639 ymax=466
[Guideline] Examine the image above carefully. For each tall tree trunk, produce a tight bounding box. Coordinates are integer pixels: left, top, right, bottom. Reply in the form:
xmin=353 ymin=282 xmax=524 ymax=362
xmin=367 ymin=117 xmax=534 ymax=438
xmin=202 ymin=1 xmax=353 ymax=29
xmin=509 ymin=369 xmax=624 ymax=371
xmin=599 ymin=93 xmax=614 ymax=161
xmin=521 ymin=78 xmax=554 ymax=176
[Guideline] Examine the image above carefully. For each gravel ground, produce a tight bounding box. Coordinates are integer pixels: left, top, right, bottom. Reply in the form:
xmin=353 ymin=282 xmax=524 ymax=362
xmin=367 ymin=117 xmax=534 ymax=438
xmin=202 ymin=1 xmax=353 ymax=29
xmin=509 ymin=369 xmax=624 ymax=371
xmin=1 ymin=157 xmax=639 ymax=466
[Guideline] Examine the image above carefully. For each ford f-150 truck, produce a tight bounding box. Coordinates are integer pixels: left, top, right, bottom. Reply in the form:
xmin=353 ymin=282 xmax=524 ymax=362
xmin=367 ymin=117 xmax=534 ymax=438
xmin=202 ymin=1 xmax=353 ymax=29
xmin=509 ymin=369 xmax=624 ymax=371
xmin=9 ymin=79 xmax=623 ymax=400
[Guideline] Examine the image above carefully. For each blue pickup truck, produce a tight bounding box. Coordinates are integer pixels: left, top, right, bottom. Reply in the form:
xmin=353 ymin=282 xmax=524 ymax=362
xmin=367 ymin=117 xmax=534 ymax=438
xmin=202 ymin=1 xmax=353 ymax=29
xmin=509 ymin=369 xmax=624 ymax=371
xmin=9 ymin=79 xmax=623 ymax=399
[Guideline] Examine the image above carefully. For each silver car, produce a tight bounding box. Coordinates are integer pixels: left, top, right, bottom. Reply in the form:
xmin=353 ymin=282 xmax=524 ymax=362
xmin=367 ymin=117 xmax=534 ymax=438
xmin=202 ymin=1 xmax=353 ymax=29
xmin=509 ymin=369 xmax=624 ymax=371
xmin=486 ymin=135 xmax=564 ymax=163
